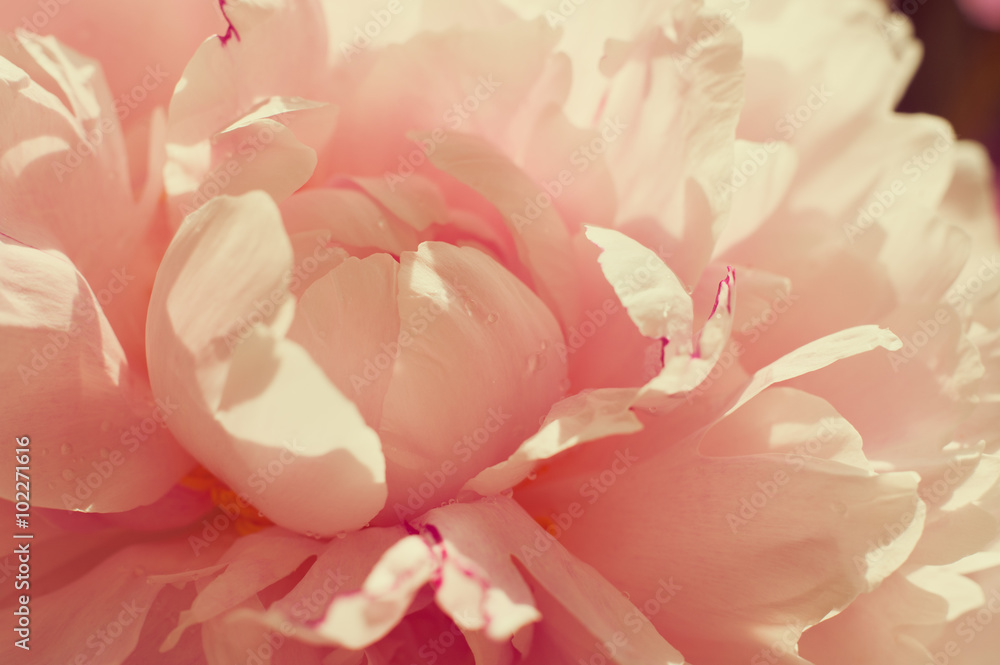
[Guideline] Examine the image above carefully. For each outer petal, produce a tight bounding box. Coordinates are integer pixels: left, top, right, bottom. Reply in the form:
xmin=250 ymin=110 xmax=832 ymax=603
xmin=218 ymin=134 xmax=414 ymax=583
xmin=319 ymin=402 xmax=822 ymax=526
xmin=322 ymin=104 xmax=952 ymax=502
xmin=146 ymin=191 xmax=387 ymax=536
xmin=0 ymin=539 xmax=219 ymax=665
xmin=0 ymin=241 xmax=193 ymax=511
xmin=0 ymin=33 xmax=167 ymax=365
xmin=516 ymin=386 xmax=924 ymax=664
xmin=417 ymin=499 xmax=685 ymax=665
xmin=243 ymin=499 xmax=684 ymax=664
xmin=159 ymin=528 xmax=327 ymax=651
xmin=0 ymin=0 xmax=218 ymax=118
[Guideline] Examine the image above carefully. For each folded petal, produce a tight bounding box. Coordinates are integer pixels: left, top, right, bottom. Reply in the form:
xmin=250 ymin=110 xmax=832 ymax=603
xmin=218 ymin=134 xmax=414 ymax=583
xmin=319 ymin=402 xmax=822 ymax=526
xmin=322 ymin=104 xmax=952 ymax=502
xmin=377 ymin=241 xmax=566 ymax=519
xmin=146 ymin=191 xmax=387 ymax=535
xmin=517 ymin=385 xmax=924 ymax=663
xmin=424 ymin=131 xmax=581 ymax=329
xmin=1 ymin=241 xmax=193 ymax=511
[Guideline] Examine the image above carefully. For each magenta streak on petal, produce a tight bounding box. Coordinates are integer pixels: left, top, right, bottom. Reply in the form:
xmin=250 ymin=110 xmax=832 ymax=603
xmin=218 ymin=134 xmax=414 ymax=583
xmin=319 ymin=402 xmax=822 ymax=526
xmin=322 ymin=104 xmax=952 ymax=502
xmin=424 ymin=523 xmax=443 ymax=544
xmin=428 ymin=534 xmax=498 ymax=633
xmin=217 ymin=0 xmax=241 ymax=45
xmin=0 ymin=229 xmax=39 ymax=250
xmin=695 ymin=268 xmax=735 ymax=360
xmin=659 ymin=337 xmax=669 ymax=366
xmin=725 ymin=266 xmax=735 ymax=311
xmin=304 ymin=526 xmax=505 ymax=639
xmin=706 ymin=267 xmax=736 ymax=321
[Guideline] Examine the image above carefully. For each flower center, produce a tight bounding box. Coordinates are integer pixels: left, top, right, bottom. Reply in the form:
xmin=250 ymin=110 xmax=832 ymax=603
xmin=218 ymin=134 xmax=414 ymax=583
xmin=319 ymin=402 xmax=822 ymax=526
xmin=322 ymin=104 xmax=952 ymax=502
xmin=180 ymin=466 xmax=274 ymax=535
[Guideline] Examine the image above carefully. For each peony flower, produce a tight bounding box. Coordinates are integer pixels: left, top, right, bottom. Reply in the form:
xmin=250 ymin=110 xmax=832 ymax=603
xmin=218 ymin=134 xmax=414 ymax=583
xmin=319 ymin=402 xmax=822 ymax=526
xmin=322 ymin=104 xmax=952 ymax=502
xmin=2 ymin=0 xmax=999 ymax=664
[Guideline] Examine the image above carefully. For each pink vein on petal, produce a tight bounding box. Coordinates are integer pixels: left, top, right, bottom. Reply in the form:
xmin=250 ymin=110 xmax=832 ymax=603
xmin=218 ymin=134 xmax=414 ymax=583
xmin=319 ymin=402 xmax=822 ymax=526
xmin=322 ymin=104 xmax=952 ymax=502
xmin=305 ymin=523 xmax=501 ymax=640
xmin=706 ymin=266 xmax=736 ymax=320
xmin=218 ymin=0 xmax=241 ymax=45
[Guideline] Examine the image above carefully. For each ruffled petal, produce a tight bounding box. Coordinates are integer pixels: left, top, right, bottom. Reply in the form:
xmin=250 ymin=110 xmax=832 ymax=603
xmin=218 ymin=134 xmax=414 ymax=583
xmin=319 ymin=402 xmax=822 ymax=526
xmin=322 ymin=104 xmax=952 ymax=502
xmin=517 ymin=385 xmax=924 ymax=663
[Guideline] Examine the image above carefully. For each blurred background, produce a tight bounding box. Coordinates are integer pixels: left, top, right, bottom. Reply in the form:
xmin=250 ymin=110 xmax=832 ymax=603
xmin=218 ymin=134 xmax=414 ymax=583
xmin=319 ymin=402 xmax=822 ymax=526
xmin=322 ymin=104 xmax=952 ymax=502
xmin=899 ymin=0 xmax=1000 ymax=174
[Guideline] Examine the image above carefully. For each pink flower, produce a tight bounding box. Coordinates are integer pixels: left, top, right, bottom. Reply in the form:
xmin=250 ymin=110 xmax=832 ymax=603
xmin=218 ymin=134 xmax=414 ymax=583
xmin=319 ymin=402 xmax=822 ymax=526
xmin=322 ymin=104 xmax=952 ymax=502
xmin=2 ymin=1 xmax=999 ymax=663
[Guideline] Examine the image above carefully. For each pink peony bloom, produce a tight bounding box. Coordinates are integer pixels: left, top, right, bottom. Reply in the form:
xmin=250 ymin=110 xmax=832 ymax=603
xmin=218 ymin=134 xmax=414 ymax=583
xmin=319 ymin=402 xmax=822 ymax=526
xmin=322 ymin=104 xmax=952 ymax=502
xmin=2 ymin=0 xmax=999 ymax=663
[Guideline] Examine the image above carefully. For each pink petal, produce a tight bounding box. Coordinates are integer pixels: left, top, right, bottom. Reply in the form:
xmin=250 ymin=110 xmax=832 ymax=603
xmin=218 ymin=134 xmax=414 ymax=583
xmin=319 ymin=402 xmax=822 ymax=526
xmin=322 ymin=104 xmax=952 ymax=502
xmin=0 ymin=539 xmax=218 ymax=665
xmin=585 ymin=226 xmax=693 ymax=345
xmin=313 ymin=18 xmax=560 ymax=182
xmin=418 ymin=499 xmax=684 ymax=664
xmin=465 ymin=388 xmax=643 ymax=496
xmin=164 ymin=0 xmax=334 ymax=223
xmin=288 ymin=254 xmax=400 ymax=429
xmin=0 ymin=242 xmax=193 ymax=511
xmin=424 ymin=132 xmax=581 ymax=329
xmin=517 ymin=386 xmax=924 ymax=663
xmin=376 ymin=242 xmax=566 ymax=520
xmin=245 ymin=498 xmax=683 ymax=663
xmin=279 ymin=187 xmax=419 ymax=258
xmin=0 ymin=0 xmax=218 ymax=120
xmin=0 ymin=33 xmax=166 ymax=364
xmin=159 ymin=528 xmax=326 ymax=651
xmin=146 ymin=191 xmax=387 ymax=535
